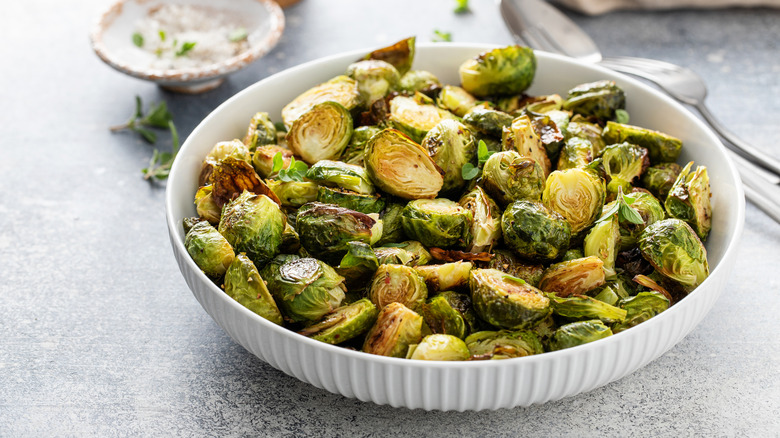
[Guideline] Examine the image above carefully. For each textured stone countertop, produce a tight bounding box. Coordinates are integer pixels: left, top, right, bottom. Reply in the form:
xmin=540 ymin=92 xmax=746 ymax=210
xmin=2 ymin=0 xmax=778 ymax=435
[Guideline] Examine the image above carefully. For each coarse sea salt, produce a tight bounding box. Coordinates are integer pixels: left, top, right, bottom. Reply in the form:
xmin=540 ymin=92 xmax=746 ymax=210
xmin=134 ymin=4 xmax=249 ymax=70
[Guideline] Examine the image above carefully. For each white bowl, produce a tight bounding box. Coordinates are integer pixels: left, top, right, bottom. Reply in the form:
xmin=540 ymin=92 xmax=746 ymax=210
xmin=91 ymin=0 xmax=284 ymax=93
xmin=165 ymin=43 xmax=745 ymax=410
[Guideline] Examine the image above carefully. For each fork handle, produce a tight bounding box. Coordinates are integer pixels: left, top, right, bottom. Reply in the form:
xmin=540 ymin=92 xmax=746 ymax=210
xmin=734 ymin=156 xmax=780 ymax=224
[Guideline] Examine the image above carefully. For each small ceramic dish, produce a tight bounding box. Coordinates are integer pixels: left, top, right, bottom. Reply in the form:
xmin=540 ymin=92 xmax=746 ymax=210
xmin=90 ymin=0 xmax=284 ymax=93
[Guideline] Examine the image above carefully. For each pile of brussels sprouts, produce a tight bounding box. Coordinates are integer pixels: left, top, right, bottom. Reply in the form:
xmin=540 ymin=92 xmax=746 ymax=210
xmin=184 ymin=38 xmax=713 ymax=361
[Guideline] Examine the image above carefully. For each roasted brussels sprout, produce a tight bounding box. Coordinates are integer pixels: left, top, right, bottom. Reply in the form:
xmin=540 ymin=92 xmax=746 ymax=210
xmin=542 ymin=168 xmax=606 ymax=234
xmin=218 ymin=191 xmax=285 ymax=267
xmin=224 ymin=254 xmax=283 ymax=325
xmin=286 ymin=101 xmax=354 ymax=165
xmin=387 ymin=94 xmax=458 ymax=143
xmin=210 ymin=156 xmax=280 ymax=209
xmin=336 ymin=241 xmax=379 ymax=290
xmin=538 ymin=256 xmax=607 ymax=297
xmin=638 ymin=218 xmax=709 ymax=291
xmin=486 ymin=250 xmax=545 ymax=287
xmin=341 ymin=125 xmax=381 ymax=166
xmin=562 ymin=80 xmax=625 ymax=121
xmin=437 ymin=85 xmax=478 ymax=117
xmin=481 ymin=150 xmax=545 ymax=206
xmin=267 ymin=180 xmax=319 ymax=208
xmin=298 ymin=298 xmax=378 ymax=344
xmin=263 ymin=257 xmax=346 ymax=323
xmin=346 ymin=59 xmax=401 ymax=104
xmin=194 ymin=185 xmax=220 ymax=225
xmin=502 ymin=114 xmax=552 ymax=177
xmin=375 ymin=202 xmax=406 ymax=245
xmin=557 ymin=137 xmax=596 ymax=171
xmin=458 ymin=186 xmax=502 ymax=253
xmin=470 ymin=268 xmax=551 ymax=329
xmin=296 ymin=202 xmax=377 ymax=263
xmin=401 ymin=198 xmax=472 ymax=248
xmin=458 ymin=45 xmax=536 ymax=97
xmin=306 ymin=160 xmax=374 ymax=194
xmin=465 ymin=330 xmax=544 ymax=360
xmin=564 ymin=116 xmax=606 ymax=157
xmin=398 ymin=70 xmax=442 ymax=95
xmin=364 ymin=129 xmax=444 ymax=200
xmin=664 ymin=161 xmax=712 ymax=240
xmin=598 ymin=142 xmax=650 ymax=198
xmin=592 ymin=279 xmax=631 ymax=306
xmin=316 ymin=186 xmax=385 ymax=214
xmin=604 ymin=190 xmax=666 ymax=250
xmin=421 ymin=295 xmax=468 ymax=339
xmin=641 ymin=162 xmax=682 ymax=200
xmin=280 ymin=221 xmax=301 ymax=254
xmin=422 ymin=119 xmax=477 ymax=194
xmin=252 ymin=145 xmax=292 ymax=178
xmin=184 ymin=219 xmax=235 ymax=279
xmin=501 ymin=200 xmax=571 ymax=262
xmin=547 ymin=293 xmax=626 ymax=324
xmin=548 ymin=320 xmax=613 ymax=351
xmin=462 ymin=106 xmax=514 ymax=138
xmin=368 ymin=264 xmax=428 ymax=311
xmin=242 ymin=112 xmax=277 ymax=151
xmin=584 ymin=215 xmax=620 ymax=278
xmin=414 ymin=261 xmax=473 ymax=293
xmin=281 ymin=75 xmax=361 ymax=128
xmin=374 ymin=241 xmax=431 ymax=266
xmin=602 ymin=121 xmax=683 ymax=164
xmin=362 ymin=36 xmax=415 ymax=76
xmin=407 ymin=334 xmax=470 ymax=361
xmin=612 ymin=291 xmax=670 ymax=333
xmin=362 ymin=302 xmax=424 ymax=357
xmin=199 ymin=140 xmax=252 ymax=186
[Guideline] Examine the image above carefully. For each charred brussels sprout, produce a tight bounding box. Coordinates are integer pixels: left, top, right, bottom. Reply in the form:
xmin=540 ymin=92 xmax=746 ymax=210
xmin=547 ymin=293 xmax=626 ymax=324
xmin=470 ymin=269 xmax=551 ymax=329
xmin=481 ymin=150 xmax=545 ymax=206
xmin=564 ymin=116 xmax=606 ymax=157
xmin=466 ymin=330 xmax=544 ymax=360
xmin=296 ymin=202 xmax=377 ymax=263
xmin=342 ymin=125 xmax=381 ymax=166
xmin=281 ymin=75 xmax=361 ymax=128
xmin=414 ymin=261 xmax=473 ymax=293
xmin=252 ymin=145 xmax=292 ymax=178
xmin=368 ymin=264 xmax=428 ymax=312
xmin=362 ymin=36 xmax=415 ymax=76
xmin=602 ymin=121 xmax=683 ymax=164
xmin=306 ymin=160 xmax=374 ymax=195
xmin=346 ymin=59 xmax=400 ymax=105
xmin=638 ymin=218 xmax=709 ymax=291
xmin=502 ymin=114 xmax=552 ymax=177
xmin=364 ymin=129 xmax=444 ymax=200
xmin=664 ymin=161 xmax=712 ymax=240
xmin=562 ymin=248 xmax=584 ymax=261
xmin=363 ymin=302 xmax=424 ymax=357
xmin=437 ymin=85 xmax=478 ymax=117
xmin=375 ymin=202 xmax=406 ymax=245
xmin=612 ymin=291 xmax=670 ymax=333
xmin=398 ymin=70 xmax=442 ymax=95
xmin=224 ymin=254 xmax=283 ymax=325
xmin=194 ymin=185 xmax=220 ymax=225
xmin=388 ymin=94 xmax=458 ymax=144
xmin=184 ymin=219 xmax=235 ymax=279
xmin=209 ymin=156 xmax=280 ymax=209
xmin=562 ymin=80 xmax=625 ymax=121
xmin=462 ymin=107 xmax=514 ymax=138
xmin=557 ymin=137 xmax=596 ymax=171
xmin=641 ymin=162 xmax=682 ymax=200
xmin=401 ymin=198 xmax=472 ymax=248
xmin=421 ymin=295 xmax=468 ymax=339
xmin=267 ymin=180 xmax=319 ymax=208
xmin=336 ymin=241 xmax=379 ymax=290
xmin=487 ymin=250 xmax=545 ymax=287
xmin=286 ymin=101 xmax=353 ymax=165
xmin=265 ymin=257 xmax=346 ymax=323
xmin=280 ymin=221 xmax=301 ymax=254
xmin=298 ymin=298 xmax=378 ymax=344
xmin=407 ymin=334 xmax=470 ymax=361
xmin=548 ymin=320 xmax=613 ymax=351
xmin=218 ymin=191 xmax=285 ymax=267
xmin=458 ymin=45 xmax=536 ymax=97
xmin=584 ymin=215 xmax=620 ymax=278
xmin=422 ymin=119 xmax=477 ymax=194
xmin=316 ymin=186 xmax=385 ymax=214
xmin=199 ymin=140 xmax=252 ymax=186
xmin=542 ymin=168 xmax=606 ymax=234
xmin=598 ymin=142 xmax=650 ymax=198
xmin=459 ymin=186 xmax=502 ymax=253
xmin=502 ymin=200 xmax=571 ymax=262
xmin=242 ymin=112 xmax=277 ymax=151
xmin=538 ymin=256 xmax=607 ymax=297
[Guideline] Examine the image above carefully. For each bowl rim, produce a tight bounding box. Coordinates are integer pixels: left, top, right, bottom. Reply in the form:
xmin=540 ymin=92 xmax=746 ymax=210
xmin=89 ymin=0 xmax=285 ymax=82
xmin=166 ymin=42 xmax=745 ymax=369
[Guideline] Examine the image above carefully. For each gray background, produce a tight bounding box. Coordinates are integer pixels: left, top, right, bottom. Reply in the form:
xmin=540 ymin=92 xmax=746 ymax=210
xmin=1 ymin=0 xmax=779 ymax=436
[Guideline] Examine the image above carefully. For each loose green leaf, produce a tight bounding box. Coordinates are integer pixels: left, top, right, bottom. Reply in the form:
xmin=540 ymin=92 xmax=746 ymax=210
xmin=461 ymin=140 xmax=495 ymax=180
xmin=229 ymin=27 xmax=248 ymax=42
xmin=477 ymin=139 xmax=495 ymax=165
xmin=454 ymin=0 xmax=470 ymax=13
xmin=272 ymin=152 xmax=284 ymax=173
xmin=277 ymin=156 xmax=309 ymax=182
xmin=615 ymin=109 xmax=630 ymax=124
xmin=132 ymin=32 xmax=144 ymax=48
xmin=175 ymin=41 xmax=197 ymax=57
xmin=136 ymin=127 xmax=157 ymax=144
xmin=600 ymin=187 xmax=644 ymax=225
xmin=432 ymin=30 xmax=452 ymax=43
xmin=274 ymin=122 xmax=287 ymax=133
xmin=461 ymin=163 xmax=479 ymax=180
xmin=142 ymin=101 xmax=173 ymax=129
xmin=502 ymin=274 xmax=527 ymax=285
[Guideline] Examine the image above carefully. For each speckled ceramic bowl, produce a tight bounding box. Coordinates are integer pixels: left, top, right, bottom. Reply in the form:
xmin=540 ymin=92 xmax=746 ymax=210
xmin=165 ymin=44 xmax=745 ymax=410
xmin=91 ymin=0 xmax=284 ymax=93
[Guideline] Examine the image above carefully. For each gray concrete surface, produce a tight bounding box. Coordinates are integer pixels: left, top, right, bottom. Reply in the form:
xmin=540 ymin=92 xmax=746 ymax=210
xmin=1 ymin=0 xmax=778 ymax=436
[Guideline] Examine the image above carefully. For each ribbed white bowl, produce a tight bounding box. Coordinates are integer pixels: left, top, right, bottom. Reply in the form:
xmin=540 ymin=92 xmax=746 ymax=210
xmin=166 ymin=43 xmax=744 ymax=411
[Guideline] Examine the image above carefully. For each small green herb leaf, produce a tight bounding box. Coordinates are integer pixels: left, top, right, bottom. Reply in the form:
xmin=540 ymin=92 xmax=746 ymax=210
xmin=136 ymin=127 xmax=157 ymax=144
xmin=175 ymin=41 xmax=197 ymax=57
xmin=229 ymin=27 xmax=248 ymax=42
xmin=454 ymin=0 xmax=470 ymax=14
xmin=132 ymin=32 xmax=144 ymax=48
xmin=502 ymin=274 xmax=526 ymax=285
xmin=158 ymin=30 xmax=166 ymax=41
xmin=615 ymin=109 xmax=630 ymax=124
xmin=273 ymin=122 xmax=287 ymax=133
xmin=461 ymin=163 xmax=479 ymax=180
xmin=142 ymin=101 xmax=173 ymax=129
xmin=477 ymin=140 xmax=495 ymax=166
xmin=432 ymin=30 xmax=452 ymax=43
xmin=272 ymin=152 xmax=284 ymax=173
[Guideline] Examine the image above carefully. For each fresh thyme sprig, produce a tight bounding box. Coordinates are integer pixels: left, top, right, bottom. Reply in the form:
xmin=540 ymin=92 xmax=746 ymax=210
xmin=110 ymin=96 xmax=173 ymax=144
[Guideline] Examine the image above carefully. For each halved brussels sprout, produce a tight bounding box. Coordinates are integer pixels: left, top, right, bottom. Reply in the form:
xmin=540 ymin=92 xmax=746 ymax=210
xmin=296 ymin=202 xmax=377 ymax=263
xmin=218 ymin=191 xmax=285 ymax=267
xmin=407 ymin=334 xmax=470 ymax=361
xmin=210 ymin=156 xmax=281 ymax=208
xmin=664 ymin=161 xmax=712 ymax=240
xmin=398 ymin=70 xmax=442 ymax=95
xmin=267 ymin=180 xmax=319 ymax=208
xmin=584 ymin=214 xmax=620 ymax=278
xmin=362 ymin=36 xmax=415 ymax=76
xmin=280 ymin=221 xmax=301 ymax=254
xmin=501 ymin=200 xmax=571 ymax=262
xmin=364 ymin=129 xmax=444 ymax=200
xmin=368 ymin=264 xmax=428 ymax=312
xmin=598 ymin=142 xmax=650 ymax=198
xmin=538 ymin=256 xmax=607 ymax=297
xmin=529 ymin=111 xmax=566 ymax=159
xmin=341 ymin=125 xmax=381 ymax=166
xmin=470 ymin=268 xmax=551 ymax=329
xmin=458 ymin=45 xmax=536 ymax=97
xmin=194 ymin=185 xmax=220 ymax=225
xmin=421 ymin=292 xmax=478 ymax=339
xmin=612 ymin=291 xmax=670 ymax=333
xmin=564 ymin=116 xmax=606 ymax=157
xmin=547 ymin=293 xmax=626 ymax=324
xmin=286 ymin=101 xmax=354 ymax=165
xmin=481 ymin=150 xmax=545 ymax=206
xmin=542 ymin=168 xmax=606 ymax=234
xmin=346 ymin=59 xmax=400 ymax=105
xmin=306 ymin=160 xmax=374 ymax=195
xmin=252 ymin=145 xmax=292 ymax=178
xmin=388 ymin=94 xmax=458 ymax=144
xmin=641 ymin=162 xmax=682 ymax=200
xmin=336 ymin=241 xmax=379 ymax=290
xmin=437 ymin=85 xmax=478 ymax=117
xmin=602 ymin=121 xmax=683 ymax=164
xmin=224 ymin=254 xmax=283 ymax=325
xmin=562 ymin=80 xmax=625 ymax=121
xmin=264 ymin=257 xmax=346 ymax=323
xmin=592 ymin=279 xmax=631 ymax=306
xmin=199 ymin=140 xmax=252 ymax=186
xmin=242 ymin=112 xmax=277 ymax=151
xmin=298 ymin=298 xmax=379 ymax=344
xmin=556 ymin=137 xmax=595 ymax=171
xmin=465 ymin=330 xmax=544 ymax=360
xmin=184 ymin=219 xmax=235 ymax=279
xmin=422 ymin=119 xmax=477 ymax=195
xmin=462 ymin=106 xmax=514 ymax=138
xmin=638 ymin=218 xmax=709 ymax=291
xmin=375 ymin=202 xmax=406 ymax=246
xmin=281 ymin=75 xmax=361 ymax=128
xmin=548 ymin=320 xmax=613 ymax=351
xmin=401 ymin=198 xmax=472 ymax=248
xmin=486 ymin=249 xmax=545 ymax=287
xmin=414 ymin=261 xmax=473 ymax=293
xmin=502 ymin=114 xmax=552 ymax=177
xmin=362 ymin=302 xmax=424 ymax=357
xmin=374 ymin=241 xmax=431 ymax=267
xmin=459 ymin=186 xmax=502 ymax=253
xmin=316 ymin=186 xmax=385 ymax=215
